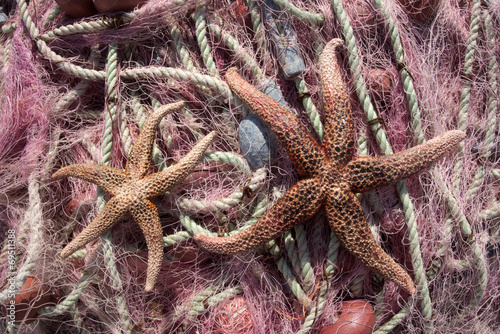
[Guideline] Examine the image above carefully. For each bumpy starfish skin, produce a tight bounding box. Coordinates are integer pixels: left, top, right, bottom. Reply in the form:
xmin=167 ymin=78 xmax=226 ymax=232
xmin=53 ymin=101 xmax=217 ymax=291
xmin=194 ymin=39 xmax=466 ymax=295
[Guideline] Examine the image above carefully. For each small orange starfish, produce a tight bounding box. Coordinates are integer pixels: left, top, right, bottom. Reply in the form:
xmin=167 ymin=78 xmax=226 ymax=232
xmin=194 ymin=39 xmax=465 ymax=295
xmin=53 ymin=101 xmax=217 ymax=291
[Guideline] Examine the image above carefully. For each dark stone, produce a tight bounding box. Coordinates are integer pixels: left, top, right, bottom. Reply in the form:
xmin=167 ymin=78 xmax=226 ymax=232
xmin=239 ymin=114 xmax=277 ymax=170
xmin=263 ymin=0 xmax=306 ymax=80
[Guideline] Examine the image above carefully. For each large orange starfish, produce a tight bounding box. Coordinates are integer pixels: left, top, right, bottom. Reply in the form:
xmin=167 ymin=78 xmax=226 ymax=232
xmin=194 ymin=39 xmax=465 ymax=295
xmin=53 ymin=101 xmax=217 ymax=291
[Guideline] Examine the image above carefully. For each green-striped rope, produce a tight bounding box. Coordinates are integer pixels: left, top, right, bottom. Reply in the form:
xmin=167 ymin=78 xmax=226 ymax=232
xmin=453 ymin=0 xmax=482 ymax=185
xmin=207 ymin=18 xmax=265 ymax=82
xmin=98 ymin=42 xmax=132 ymax=333
xmin=176 ymin=152 xmax=266 ymax=212
xmin=121 ymin=67 xmax=232 ymax=100
xmin=467 ymin=8 xmax=498 ymax=199
xmin=43 ymin=4 xmax=62 ymax=28
xmin=0 ymin=174 xmax=43 ymax=303
xmin=187 ymin=286 xmax=243 ymax=319
xmin=330 ymin=0 xmax=434 ymax=329
xmin=267 ymin=238 xmax=310 ymax=306
xmin=297 ymin=231 xmax=341 ymax=333
xmin=272 ymin=0 xmax=324 ymax=26
xmin=374 ymin=306 xmax=411 ymax=334
xmin=245 ymin=0 xmax=273 ymax=68
xmin=195 ymin=6 xmax=218 ymax=75
xmin=39 ymin=271 xmax=94 ymax=317
xmin=295 ymin=78 xmax=324 ymax=139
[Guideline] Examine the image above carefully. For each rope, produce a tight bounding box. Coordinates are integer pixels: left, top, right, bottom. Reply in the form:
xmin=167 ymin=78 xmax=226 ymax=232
xmin=453 ymin=0 xmax=482 ymax=184
xmin=98 ymin=42 xmax=132 ymax=333
xmin=369 ymin=1 xmax=435 ymax=328
xmin=272 ymin=0 xmax=324 ymax=26
xmin=0 ymin=175 xmax=43 ymax=303
xmin=195 ymin=6 xmax=218 ymax=75
xmin=295 ymin=78 xmax=324 ymax=139
xmin=330 ymin=0 xmax=426 ymax=329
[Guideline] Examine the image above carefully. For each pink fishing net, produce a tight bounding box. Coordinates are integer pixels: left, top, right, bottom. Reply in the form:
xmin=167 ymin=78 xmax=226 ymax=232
xmin=0 ymin=0 xmax=498 ymax=333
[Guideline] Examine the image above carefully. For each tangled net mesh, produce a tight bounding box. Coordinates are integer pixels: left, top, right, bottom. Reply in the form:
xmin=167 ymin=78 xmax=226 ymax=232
xmin=0 ymin=0 xmax=499 ymax=333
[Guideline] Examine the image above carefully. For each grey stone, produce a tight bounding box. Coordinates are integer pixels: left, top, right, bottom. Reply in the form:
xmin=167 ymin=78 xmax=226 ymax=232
xmin=239 ymin=114 xmax=277 ymax=170
xmin=264 ymin=0 xmax=306 ymax=80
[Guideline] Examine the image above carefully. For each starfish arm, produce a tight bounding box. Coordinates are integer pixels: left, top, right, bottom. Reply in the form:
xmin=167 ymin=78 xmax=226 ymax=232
xmin=320 ymin=39 xmax=355 ymax=166
xmin=126 ymin=101 xmax=185 ymax=179
xmin=194 ymin=178 xmax=324 ymax=254
xmin=142 ymin=131 xmax=217 ymax=198
xmin=60 ymin=195 xmax=130 ymax=258
xmin=130 ymin=199 xmax=163 ymax=292
xmin=326 ymin=191 xmax=416 ymax=294
xmin=52 ymin=164 xmax=126 ymax=196
xmin=346 ymin=130 xmax=466 ymax=193
xmin=226 ymin=67 xmax=327 ymax=177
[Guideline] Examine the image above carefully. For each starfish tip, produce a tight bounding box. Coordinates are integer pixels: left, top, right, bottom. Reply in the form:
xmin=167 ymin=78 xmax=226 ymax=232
xmin=225 ymin=67 xmax=238 ymax=78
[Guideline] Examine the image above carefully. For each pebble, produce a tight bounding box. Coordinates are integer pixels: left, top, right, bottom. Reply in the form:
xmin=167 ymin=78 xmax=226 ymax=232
xmin=0 ymin=7 xmax=8 ymax=24
xmin=264 ymin=0 xmax=306 ymax=79
xmin=239 ymin=113 xmax=277 ymax=170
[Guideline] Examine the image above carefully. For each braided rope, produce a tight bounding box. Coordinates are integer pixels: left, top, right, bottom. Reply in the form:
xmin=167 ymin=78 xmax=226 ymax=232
xmin=297 ymin=231 xmax=340 ymax=333
xmin=453 ymin=0 xmax=482 ymax=184
xmin=267 ymin=239 xmax=309 ymax=306
xmin=187 ymin=286 xmax=243 ymax=318
xmin=121 ymin=66 xmax=232 ymax=100
xmin=43 ymin=4 xmax=62 ymax=28
xmin=40 ymin=18 xmax=115 ymax=41
xmin=0 ymin=175 xmax=43 ymax=303
xmin=368 ymin=0 xmax=434 ymax=327
xmin=98 ymin=42 xmax=132 ymax=332
xmin=39 ymin=271 xmax=94 ymax=316
xmin=374 ymin=306 xmax=411 ymax=334
xmin=207 ymin=19 xmax=265 ymax=82
xmin=209 ymin=13 xmax=320 ymax=315
xmin=330 ymin=0 xmax=424 ymax=328
xmin=177 ymin=153 xmax=266 ymax=213
xmin=195 ymin=6 xmax=218 ymax=75
xmin=171 ymin=25 xmax=196 ymax=71
xmin=16 ymin=0 xmax=105 ymax=80
xmin=295 ymin=78 xmax=324 ymax=139
xmin=0 ymin=30 xmax=13 ymax=68
xmin=246 ymin=0 xmax=273 ymax=68
xmin=455 ymin=7 xmax=498 ymax=310
xmin=291 ymin=224 xmax=315 ymax=293
xmin=477 ymin=203 xmax=500 ymax=221
xmin=272 ymin=0 xmax=324 ymax=26
xmin=163 ymin=231 xmax=191 ymax=247
xmin=467 ymin=8 xmax=498 ymax=199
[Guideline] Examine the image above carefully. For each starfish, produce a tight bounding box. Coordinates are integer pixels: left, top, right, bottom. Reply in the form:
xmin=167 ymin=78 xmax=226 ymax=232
xmin=194 ymin=39 xmax=465 ymax=295
xmin=53 ymin=101 xmax=217 ymax=291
